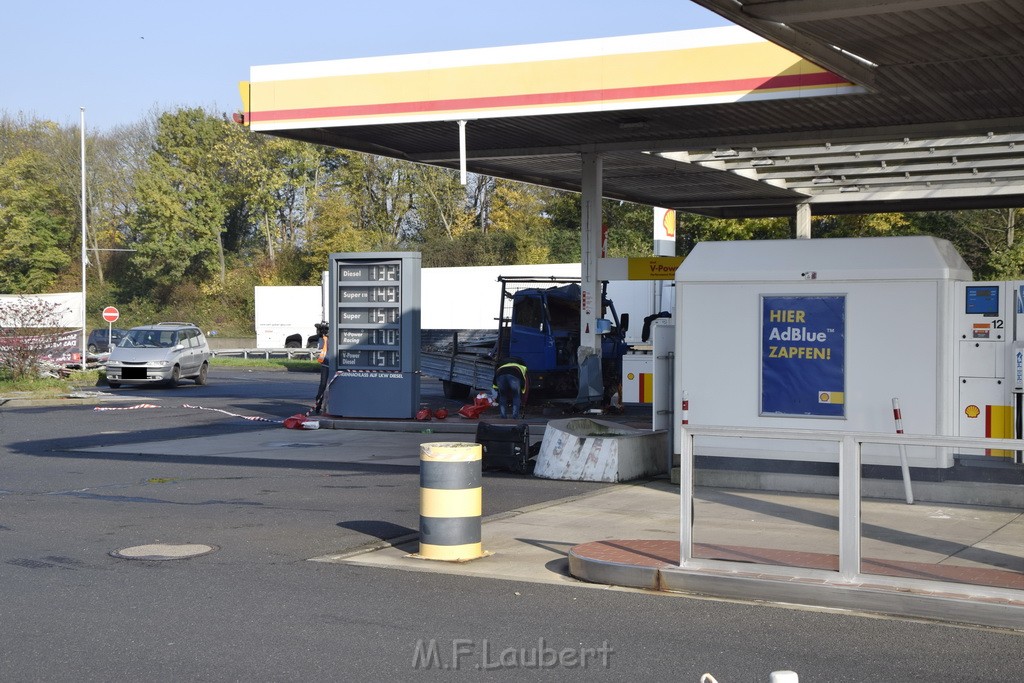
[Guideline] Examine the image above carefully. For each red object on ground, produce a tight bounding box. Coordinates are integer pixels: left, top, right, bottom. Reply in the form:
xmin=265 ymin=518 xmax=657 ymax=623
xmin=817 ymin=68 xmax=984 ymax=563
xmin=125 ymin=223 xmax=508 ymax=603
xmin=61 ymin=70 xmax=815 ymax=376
xmin=416 ymin=407 xmax=432 ymax=421
xmin=458 ymin=404 xmax=489 ymax=419
xmin=283 ymin=414 xmax=309 ymax=429
xmin=433 ymin=408 xmax=448 ymax=420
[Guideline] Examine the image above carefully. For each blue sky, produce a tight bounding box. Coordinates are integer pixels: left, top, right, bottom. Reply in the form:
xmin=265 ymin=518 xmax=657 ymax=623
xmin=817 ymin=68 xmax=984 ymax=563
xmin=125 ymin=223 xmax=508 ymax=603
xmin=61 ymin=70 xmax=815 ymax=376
xmin=1 ymin=1 xmax=728 ymax=132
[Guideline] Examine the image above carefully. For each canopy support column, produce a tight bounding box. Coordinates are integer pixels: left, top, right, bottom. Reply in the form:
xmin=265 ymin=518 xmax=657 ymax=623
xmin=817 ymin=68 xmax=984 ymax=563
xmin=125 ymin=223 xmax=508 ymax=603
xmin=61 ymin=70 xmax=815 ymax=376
xmin=578 ymin=152 xmax=603 ymax=403
xmin=795 ymin=202 xmax=812 ymax=239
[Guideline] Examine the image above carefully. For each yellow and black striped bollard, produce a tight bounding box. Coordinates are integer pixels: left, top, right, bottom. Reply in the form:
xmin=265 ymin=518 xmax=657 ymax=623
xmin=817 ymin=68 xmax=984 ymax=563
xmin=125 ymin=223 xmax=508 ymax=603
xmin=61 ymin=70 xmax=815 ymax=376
xmin=415 ymin=442 xmax=488 ymax=561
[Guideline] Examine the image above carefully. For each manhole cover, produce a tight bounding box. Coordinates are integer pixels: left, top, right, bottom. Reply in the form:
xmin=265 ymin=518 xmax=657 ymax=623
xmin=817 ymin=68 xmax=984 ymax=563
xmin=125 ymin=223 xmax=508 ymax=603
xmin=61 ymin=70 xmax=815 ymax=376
xmin=110 ymin=543 xmax=218 ymax=561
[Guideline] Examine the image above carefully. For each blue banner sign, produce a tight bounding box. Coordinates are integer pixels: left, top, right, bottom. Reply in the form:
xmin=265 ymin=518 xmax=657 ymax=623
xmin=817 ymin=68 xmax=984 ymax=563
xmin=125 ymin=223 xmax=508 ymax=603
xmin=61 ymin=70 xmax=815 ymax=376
xmin=761 ymin=295 xmax=846 ymax=417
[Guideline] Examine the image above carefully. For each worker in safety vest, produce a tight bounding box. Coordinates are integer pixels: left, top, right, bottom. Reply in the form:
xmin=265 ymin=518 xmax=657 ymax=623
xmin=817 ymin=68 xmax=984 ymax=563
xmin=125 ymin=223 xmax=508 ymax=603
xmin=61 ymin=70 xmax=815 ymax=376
xmin=313 ymin=322 xmax=330 ymax=414
xmin=492 ymin=357 xmax=528 ymax=419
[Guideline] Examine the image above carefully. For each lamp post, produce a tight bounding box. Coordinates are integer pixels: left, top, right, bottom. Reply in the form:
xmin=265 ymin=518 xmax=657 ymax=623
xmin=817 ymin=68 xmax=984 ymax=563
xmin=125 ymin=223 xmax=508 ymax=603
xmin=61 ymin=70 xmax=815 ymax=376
xmin=80 ymin=107 xmax=88 ymax=370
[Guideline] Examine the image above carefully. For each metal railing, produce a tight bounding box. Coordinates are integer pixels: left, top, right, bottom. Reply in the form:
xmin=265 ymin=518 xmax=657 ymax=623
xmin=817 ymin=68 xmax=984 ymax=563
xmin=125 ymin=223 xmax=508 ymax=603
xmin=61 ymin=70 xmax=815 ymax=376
xmin=679 ymin=425 xmax=1023 ymax=600
xmin=210 ymin=348 xmax=316 ymax=360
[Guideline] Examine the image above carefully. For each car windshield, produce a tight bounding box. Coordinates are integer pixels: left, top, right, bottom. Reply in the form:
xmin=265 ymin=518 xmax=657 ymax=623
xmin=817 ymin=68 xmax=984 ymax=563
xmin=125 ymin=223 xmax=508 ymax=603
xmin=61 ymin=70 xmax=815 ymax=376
xmin=120 ymin=329 xmax=179 ymax=348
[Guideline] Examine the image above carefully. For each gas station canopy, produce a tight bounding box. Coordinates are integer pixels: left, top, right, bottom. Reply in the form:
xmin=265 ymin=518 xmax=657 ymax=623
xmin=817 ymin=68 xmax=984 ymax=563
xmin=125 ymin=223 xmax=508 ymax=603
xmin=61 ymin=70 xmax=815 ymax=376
xmin=239 ymin=0 xmax=1024 ymax=217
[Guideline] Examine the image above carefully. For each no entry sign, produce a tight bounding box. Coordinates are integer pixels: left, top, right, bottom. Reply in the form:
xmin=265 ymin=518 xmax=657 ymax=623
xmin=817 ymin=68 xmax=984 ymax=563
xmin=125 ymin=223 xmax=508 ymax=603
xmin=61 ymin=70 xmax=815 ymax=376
xmin=102 ymin=306 xmax=120 ymax=323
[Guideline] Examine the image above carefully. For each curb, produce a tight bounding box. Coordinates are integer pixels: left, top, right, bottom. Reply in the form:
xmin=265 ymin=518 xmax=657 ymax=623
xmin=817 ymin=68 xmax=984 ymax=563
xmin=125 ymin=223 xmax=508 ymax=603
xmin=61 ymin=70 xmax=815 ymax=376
xmin=0 ymin=392 xmax=107 ymax=408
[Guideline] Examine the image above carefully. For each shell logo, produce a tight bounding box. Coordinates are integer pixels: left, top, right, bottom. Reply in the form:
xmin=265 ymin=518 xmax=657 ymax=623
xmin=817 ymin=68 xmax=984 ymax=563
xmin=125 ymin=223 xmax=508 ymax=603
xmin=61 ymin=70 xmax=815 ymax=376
xmin=662 ymin=210 xmax=676 ymax=238
xmin=964 ymin=404 xmax=981 ymax=419
xmin=819 ymin=392 xmax=830 ymax=402
xmin=627 ymin=372 xmax=635 ymax=380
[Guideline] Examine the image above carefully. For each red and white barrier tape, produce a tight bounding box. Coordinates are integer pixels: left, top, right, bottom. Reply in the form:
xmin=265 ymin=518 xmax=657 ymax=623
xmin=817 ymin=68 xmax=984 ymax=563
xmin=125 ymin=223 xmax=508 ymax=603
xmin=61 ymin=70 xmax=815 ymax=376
xmin=94 ymin=404 xmax=160 ymax=411
xmin=181 ymin=404 xmax=282 ymax=423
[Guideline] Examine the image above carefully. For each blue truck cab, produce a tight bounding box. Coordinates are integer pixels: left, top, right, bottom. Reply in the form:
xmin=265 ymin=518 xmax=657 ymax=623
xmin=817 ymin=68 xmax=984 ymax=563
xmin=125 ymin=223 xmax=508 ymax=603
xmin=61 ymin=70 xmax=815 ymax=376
xmin=498 ymin=278 xmax=628 ymax=400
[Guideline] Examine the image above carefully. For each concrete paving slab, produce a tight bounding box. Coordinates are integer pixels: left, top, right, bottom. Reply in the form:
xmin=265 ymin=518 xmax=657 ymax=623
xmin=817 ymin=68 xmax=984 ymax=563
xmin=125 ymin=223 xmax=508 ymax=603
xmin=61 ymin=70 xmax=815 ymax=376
xmin=319 ymin=482 xmax=679 ymax=588
xmin=694 ymin=489 xmax=840 ymax=556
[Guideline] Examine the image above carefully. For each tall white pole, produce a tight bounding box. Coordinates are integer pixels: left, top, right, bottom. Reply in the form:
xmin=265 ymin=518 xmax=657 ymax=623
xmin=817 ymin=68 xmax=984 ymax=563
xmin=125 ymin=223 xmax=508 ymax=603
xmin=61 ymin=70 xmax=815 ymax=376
xmin=80 ymin=107 xmax=88 ymax=370
xmin=458 ymin=120 xmax=467 ymax=186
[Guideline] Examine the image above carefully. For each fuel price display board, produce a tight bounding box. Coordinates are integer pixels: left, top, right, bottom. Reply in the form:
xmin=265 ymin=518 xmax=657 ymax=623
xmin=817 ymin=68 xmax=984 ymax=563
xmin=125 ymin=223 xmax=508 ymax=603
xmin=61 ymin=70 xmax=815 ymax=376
xmin=326 ymin=252 xmax=421 ymax=418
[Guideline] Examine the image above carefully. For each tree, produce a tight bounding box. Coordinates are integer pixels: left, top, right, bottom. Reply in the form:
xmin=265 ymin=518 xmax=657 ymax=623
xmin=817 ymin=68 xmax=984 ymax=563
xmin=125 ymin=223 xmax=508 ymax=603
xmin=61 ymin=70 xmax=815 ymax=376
xmin=484 ymin=179 xmax=553 ymax=264
xmin=813 ymin=212 xmax=915 ymax=239
xmin=546 ymin=192 xmax=681 ymax=261
xmin=675 ymin=213 xmax=790 ymax=256
xmin=127 ymin=109 xmax=230 ymax=301
xmin=0 ymin=150 xmax=76 ymax=292
xmin=83 ymin=121 xmax=155 ymax=285
xmin=299 ymin=191 xmax=366 ymax=279
xmin=410 ymin=164 xmax=477 ymax=243
xmin=910 ymin=208 xmax=1023 ymax=278
xmin=340 ymin=152 xmax=417 ymax=250
xmin=223 ymin=133 xmax=348 ymax=269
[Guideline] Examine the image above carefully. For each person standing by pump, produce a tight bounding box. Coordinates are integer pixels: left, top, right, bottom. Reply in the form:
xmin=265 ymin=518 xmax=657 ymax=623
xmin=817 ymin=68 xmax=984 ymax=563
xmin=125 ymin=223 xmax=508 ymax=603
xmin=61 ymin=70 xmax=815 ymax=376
xmin=492 ymin=356 xmax=528 ymax=419
xmin=313 ymin=322 xmax=331 ymax=414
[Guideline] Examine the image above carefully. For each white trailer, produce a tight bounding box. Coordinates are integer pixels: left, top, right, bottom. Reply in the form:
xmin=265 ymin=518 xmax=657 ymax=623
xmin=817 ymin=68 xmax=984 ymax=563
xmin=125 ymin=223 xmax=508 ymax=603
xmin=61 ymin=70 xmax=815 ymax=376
xmin=0 ymin=292 xmax=82 ymax=329
xmin=254 ymin=275 xmax=327 ymax=349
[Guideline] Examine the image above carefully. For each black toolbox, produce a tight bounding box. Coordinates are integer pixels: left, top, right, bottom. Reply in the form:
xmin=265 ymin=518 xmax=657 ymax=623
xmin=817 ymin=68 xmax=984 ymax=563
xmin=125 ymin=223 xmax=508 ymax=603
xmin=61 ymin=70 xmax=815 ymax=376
xmin=475 ymin=422 xmax=533 ymax=474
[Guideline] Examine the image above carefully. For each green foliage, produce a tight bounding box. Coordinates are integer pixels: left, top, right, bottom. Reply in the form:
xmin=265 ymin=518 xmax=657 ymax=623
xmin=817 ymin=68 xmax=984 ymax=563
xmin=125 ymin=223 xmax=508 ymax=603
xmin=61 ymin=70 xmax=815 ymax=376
xmin=340 ymin=152 xmax=416 ymax=250
xmin=984 ymin=243 xmax=1024 ymax=280
xmin=0 ymin=374 xmax=72 ymax=393
xmin=544 ymin=192 xmax=665 ymax=261
xmin=813 ymin=213 xmax=916 ymax=239
xmin=0 ymin=149 xmax=76 ymax=292
xmin=127 ymin=109 xmax=233 ymax=300
xmin=485 ymin=180 xmax=553 ymax=264
xmin=676 ymin=214 xmax=790 ymax=255
xmin=908 ymin=208 xmax=1022 ymax=278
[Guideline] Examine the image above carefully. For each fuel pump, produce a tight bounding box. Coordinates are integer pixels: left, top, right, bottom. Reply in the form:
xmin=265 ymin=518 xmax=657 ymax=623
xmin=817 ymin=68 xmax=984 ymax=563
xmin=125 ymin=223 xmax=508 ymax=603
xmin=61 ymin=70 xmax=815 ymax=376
xmin=954 ymin=280 xmax=1024 ymax=462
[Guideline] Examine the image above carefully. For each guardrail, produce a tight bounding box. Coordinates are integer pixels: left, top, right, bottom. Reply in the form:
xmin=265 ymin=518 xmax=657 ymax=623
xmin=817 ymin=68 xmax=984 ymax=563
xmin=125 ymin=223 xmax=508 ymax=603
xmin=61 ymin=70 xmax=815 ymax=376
xmin=210 ymin=348 xmax=316 ymax=360
xmin=679 ymin=425 xmax=1023 ymax=600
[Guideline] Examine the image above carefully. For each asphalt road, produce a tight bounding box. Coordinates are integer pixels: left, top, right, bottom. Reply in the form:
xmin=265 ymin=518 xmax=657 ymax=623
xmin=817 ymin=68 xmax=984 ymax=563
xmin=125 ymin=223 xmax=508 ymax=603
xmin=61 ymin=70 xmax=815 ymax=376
xmin=1 ymin=368 xmax=1021 ymax=681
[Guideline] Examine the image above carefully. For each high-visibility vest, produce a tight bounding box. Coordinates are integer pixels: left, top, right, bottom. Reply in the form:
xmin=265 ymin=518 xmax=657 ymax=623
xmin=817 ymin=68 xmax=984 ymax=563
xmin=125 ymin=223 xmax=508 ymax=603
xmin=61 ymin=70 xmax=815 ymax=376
xmin=316 ymin=335 xmax=328 ymax=364
xmin=493 ymin=361 xmax=528 ymax=393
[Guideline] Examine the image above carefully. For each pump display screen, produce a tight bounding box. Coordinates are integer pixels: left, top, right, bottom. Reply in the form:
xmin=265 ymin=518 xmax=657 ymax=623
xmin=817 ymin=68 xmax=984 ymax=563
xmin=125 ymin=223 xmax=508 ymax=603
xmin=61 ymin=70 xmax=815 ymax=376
xmin=965 ymin=285 xmax=999 ymax=315
xmin=335 ymin=259 xmax=403 ymax=370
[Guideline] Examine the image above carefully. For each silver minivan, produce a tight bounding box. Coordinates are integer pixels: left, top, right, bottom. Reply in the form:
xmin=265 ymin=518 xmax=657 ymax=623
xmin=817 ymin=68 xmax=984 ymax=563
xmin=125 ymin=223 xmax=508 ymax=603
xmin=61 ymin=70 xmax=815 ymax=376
xmin=105 ymin=322 xmax=211 ymax=388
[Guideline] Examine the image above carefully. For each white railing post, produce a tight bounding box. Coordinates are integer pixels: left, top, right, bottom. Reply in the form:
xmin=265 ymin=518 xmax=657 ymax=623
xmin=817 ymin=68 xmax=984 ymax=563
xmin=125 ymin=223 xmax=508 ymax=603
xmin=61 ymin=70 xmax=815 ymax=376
xmin=838 ymin=434 xmax=861 ymax=581
xmin=679 ymin=426 xmax=695 ymax=565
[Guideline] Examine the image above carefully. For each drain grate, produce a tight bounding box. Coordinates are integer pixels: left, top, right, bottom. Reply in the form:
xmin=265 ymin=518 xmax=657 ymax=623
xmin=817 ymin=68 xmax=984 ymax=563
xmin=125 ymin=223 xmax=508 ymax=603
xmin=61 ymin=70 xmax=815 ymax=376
xmin=111 ymin=543 xmax=217 ymax=561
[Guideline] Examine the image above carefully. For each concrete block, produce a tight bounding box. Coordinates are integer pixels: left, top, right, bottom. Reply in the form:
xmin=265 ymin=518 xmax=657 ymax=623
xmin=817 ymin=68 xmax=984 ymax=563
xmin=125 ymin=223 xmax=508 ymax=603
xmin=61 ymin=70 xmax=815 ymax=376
xmin=534 ymin=418 xmax=667 ymax=482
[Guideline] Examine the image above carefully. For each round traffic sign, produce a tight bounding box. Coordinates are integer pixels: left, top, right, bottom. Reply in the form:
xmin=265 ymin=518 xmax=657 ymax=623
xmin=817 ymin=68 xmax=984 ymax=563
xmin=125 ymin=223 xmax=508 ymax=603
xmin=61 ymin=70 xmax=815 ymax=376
xmin=102 ymin=306 xmax=120 ymax=323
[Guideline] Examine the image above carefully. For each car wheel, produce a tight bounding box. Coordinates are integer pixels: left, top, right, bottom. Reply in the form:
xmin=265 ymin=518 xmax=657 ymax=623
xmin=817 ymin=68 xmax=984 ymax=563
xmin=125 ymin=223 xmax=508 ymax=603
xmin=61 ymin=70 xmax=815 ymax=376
xmin=167 ymin=365 xmax=180 ymax=387
xmin=107 ymin=380 xmax=120 ymax=389
xmin=87 ymin=344 xmax=97 ymax=354
xmin=195 ymin=362 xmax=208 ymax=386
